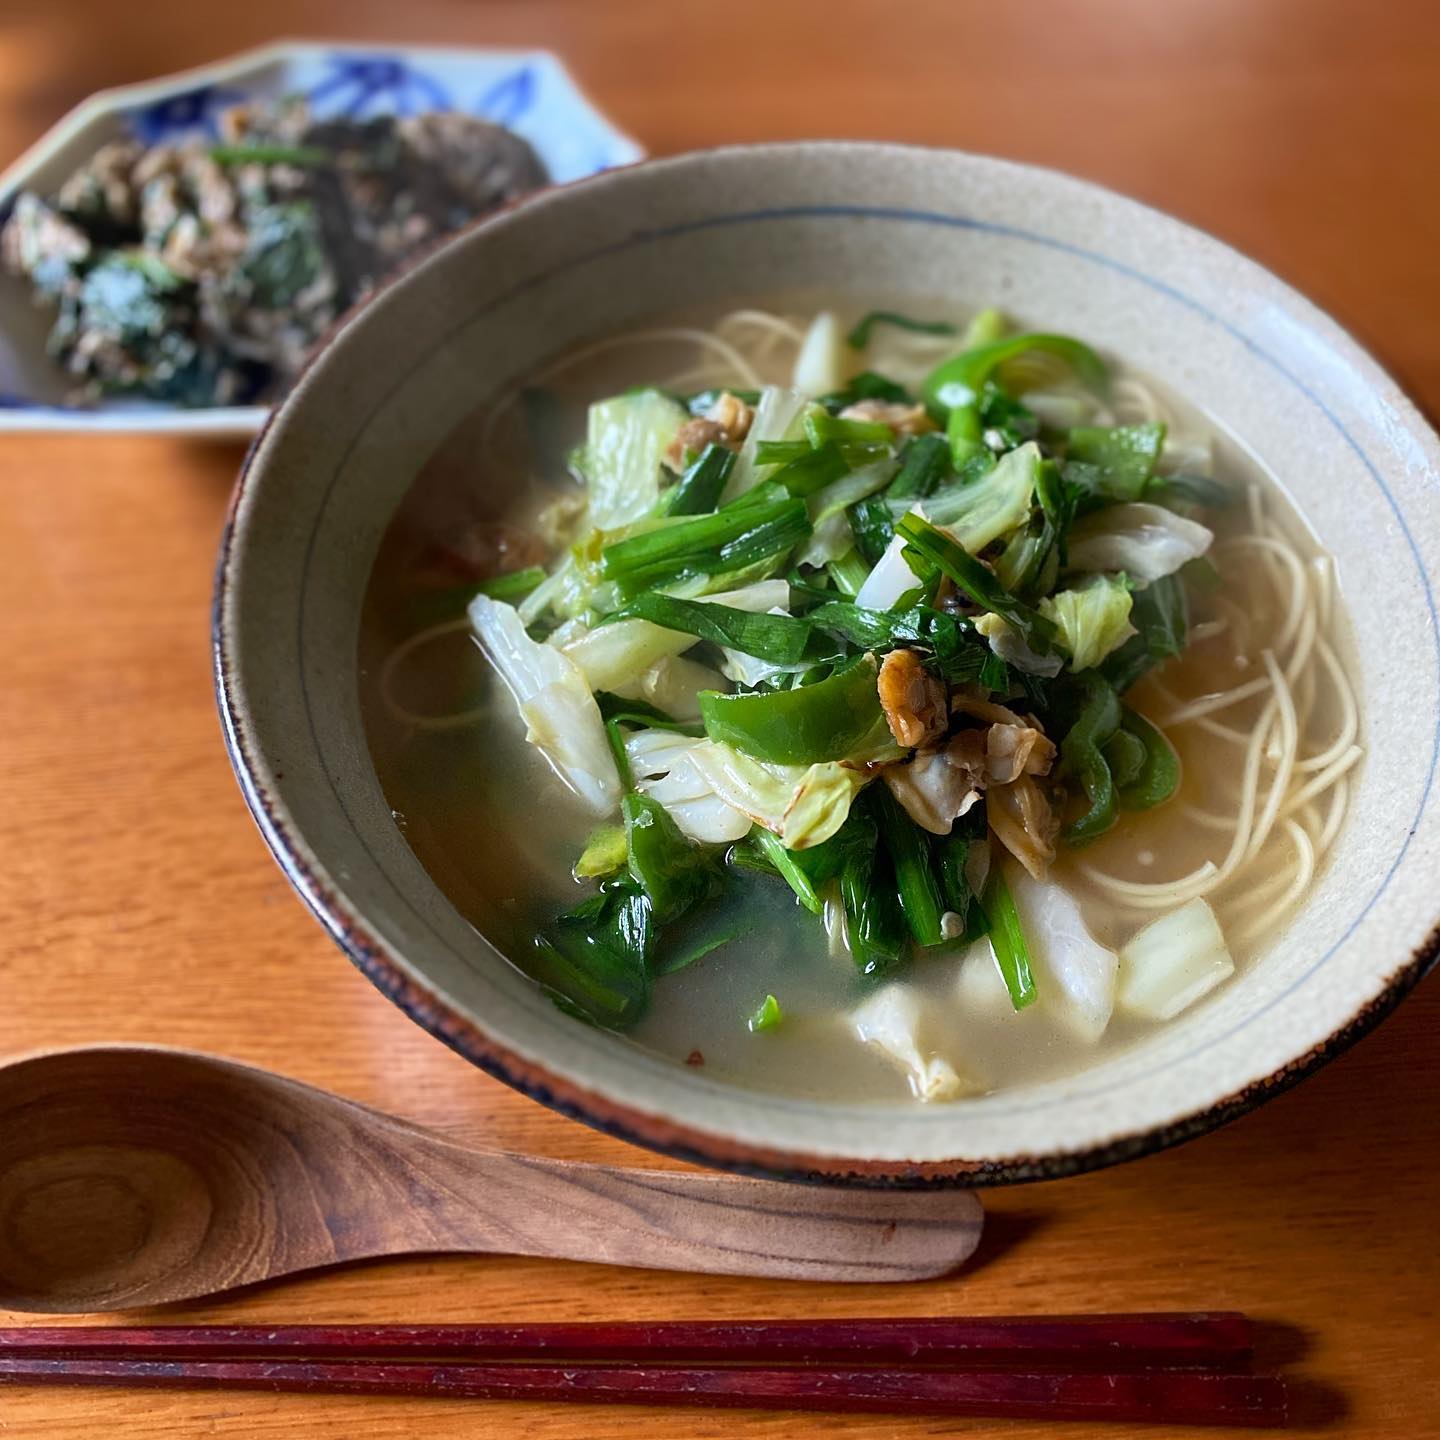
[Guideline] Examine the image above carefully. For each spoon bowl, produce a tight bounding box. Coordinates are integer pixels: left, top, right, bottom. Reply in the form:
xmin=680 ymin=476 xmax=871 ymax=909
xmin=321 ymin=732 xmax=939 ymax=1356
xmin=0 ymin=1046 xmax=984 ymax=1313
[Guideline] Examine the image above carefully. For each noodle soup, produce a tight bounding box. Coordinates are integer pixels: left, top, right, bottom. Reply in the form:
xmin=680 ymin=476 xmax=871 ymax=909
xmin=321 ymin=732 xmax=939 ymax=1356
xmin=359 ymin=301 xmax=1360 ymax=1103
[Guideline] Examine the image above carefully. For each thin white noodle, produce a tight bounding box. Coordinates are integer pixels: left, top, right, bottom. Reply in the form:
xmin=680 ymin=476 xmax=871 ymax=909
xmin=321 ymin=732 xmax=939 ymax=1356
xmin=1281 ymin=745 xmax=1364 ymax=816
xmin=1194 ymin=714 xmax=1257 ymax=744
xmin=1217 ymin=534 xmax=1308 ymax=652
xmin=379 ymin=619 xmax=489 ymax=731
xmin=1318 ymin=777 xmax=1351 ymax=853
xmin=1161 ymin=676 xmax=1270 ymax=724
xmin=1244 ymin=651 xmax=1299 ymax=862
xmin=1294 ymin=636 xmax=1359 ymax=773
xmin=1110 ymin=376 xmax=1167 ymax=426
xmin=1232 ymin=821 xmax=1315 ymax=947
xmin=1179 ymin=806 xmax=1235 ymax=832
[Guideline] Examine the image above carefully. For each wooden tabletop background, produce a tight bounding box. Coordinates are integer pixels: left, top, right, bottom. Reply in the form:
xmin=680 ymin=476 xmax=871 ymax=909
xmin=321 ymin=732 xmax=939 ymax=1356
xmin=2 ymin=1 xmax=1438 ymax=1435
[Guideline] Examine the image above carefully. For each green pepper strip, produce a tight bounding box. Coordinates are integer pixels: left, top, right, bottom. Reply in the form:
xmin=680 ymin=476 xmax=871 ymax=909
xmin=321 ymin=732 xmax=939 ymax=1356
xmin=699 ymin=654 xmax=883 ymax=765
xmin=1117 ymin=707 xmax=1181 ymax=810
xmin=922 ymin=333 xmax=1109 ymax=417
xmin=1059 ymin=673 xmax=1123 ymax=844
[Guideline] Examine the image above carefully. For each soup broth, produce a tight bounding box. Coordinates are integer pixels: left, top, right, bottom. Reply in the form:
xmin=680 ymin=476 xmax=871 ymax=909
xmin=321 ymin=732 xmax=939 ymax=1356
xmin=359 ymin=299 xmax=1360 ymax=1103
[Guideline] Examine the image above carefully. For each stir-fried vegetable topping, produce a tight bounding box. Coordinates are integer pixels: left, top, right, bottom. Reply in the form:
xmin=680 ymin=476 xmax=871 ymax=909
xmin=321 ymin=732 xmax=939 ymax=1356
xmin=461 ymin=308 xmax=1227 ymax=1049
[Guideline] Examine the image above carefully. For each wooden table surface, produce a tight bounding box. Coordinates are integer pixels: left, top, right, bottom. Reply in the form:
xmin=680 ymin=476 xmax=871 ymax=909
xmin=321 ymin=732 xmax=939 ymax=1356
xmin=2 ymin=1 xmax=1437 ymax=1435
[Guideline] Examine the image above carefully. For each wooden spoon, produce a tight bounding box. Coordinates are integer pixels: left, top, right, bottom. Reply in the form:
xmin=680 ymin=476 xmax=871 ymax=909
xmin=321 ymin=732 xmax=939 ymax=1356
xmin=0 ymin=1046 xmax=983 ymax=1313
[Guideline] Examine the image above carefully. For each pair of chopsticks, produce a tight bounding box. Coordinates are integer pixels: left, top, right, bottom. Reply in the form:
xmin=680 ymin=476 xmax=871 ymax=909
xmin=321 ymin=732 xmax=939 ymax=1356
xmin=0 ymin=1314 xmax=1288 ymax=1425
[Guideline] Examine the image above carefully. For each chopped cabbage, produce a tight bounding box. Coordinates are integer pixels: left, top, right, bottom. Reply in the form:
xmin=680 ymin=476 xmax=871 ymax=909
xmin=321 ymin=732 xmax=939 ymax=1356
xmin=684 ymin=742 xmax=872 ymax=848
xmin=855 ymin=504 xmax=926 ymax=609
xmin=975 ymin=613 xmax=1065 ymax=678
xmin=583 ymin=391 xmax=688 ymax=529
xmin=1006 ymin=863 xmax=1118 ymax=1043
xmin=725 ymin=385 xmax=812 ymax=500
xmin=955 ymin=937 xmax=1026 ymax=1021
xmin=1066 ymin=503 xmax=1213 ymax=583
xmin=1117 ymin=897 xmax=1235 ymax=1020
xmin=1038 ymin=573 xmax=1137 ymax=672
xmin=562 ymin=580 xmax=790 ymax=692
xmin=468 ymin=595 xmax=620 ymax=815
xmin=850 ymin=983 xmax=978 ymax=1101
xmin=791 ymin=311 xmax=847 ymax=397
xmin=612 ymin=654 xmax=723 ymax=721
xmin=920 ymin=440 xmax=1041 ymax=554
xmin=625 ymin=730 xmax=753 ymax=843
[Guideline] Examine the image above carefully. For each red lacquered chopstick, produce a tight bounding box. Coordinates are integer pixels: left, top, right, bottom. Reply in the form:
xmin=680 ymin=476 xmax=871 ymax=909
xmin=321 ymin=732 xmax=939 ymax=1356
xmin=0 ymin=1313 xmax=1253 ymax=1369
xmin=0 ymin=1357 xmax=1289 ymax=1425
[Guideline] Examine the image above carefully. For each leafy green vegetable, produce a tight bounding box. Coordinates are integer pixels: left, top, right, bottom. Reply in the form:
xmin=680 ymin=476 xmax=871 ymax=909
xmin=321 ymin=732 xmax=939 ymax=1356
xmin=848 ymin=495 xmax=898 ymax=566
xmin=980 ymin=869 xmax=1038 ymax=1010
xmin=767 ymin=441 xmax=852 ymax=497
xmin=805 ymin=600 xmax=991 ymax=685
xmin=210 ymin=143 xmax=329 ymax=166
xmin=748 ymin=993 xmax=784 ymax=1032
xmin=897 ymin=514 xmax=1058 ymax=654
xmin=804 ymin=411 xmax=894 ymax=448
xmin=825 ymin=549 xmax=871 ymax=598
xmin=841 ymin=843 xmax=908 ymax=976
xmin=977 ymin=381 xmax=1040 ymax=448
xmin=818 ymin=371 xmax=913 ymax=412
xmin=595 ymin=691 xmax=705 ymax=737
xmin=1039 ymin=574 xmax=1137 ymax=672
xmin=623 ymin=791 xmax=719 ymax=925
xmin=606 ymin=719 xmax=635 ymax=790
xmin=574 ymin=825 xmax=628 ymax=879
xmin=1066 ymin=422 xmax=1166 ymax=502
xmin=477 ymin=566 xmax=546 ymax=602
xmin=1149 ymin=473 xmax=1235 ymax=510
xmin=600 ymin=492 xmax=811 ymax=595
xmin=752 ymin=829 xmax=822 ymax=914
xmin=1116 ymin=707 xmax=1181 ymax=810
xmin=533 ymin=883 xmax=654 ymax=1029
xmin=847 ymin=311 xmax=958 ymax=349
xmin=873 ymin=786 xmax=946 ymax=947
xmin=665 ymin=443 xmax=735 ymax=516
xmin=887 ymin=433 xmax=952 ymax=501
xmin=934 ymin=822 xmax=988 ymax=944
xmin=619 ymin=592 xmax=820 ymax=665
xmin=1101 ymin=574 xmax=1188 ymax=693
xmin=699 ymin=655 xmax=884 ymax=764
xmin=1057 ymin=672 xmax=1123 ymax=844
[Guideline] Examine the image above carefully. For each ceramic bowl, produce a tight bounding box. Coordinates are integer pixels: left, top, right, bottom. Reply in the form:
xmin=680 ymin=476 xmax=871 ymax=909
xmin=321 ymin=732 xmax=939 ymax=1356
xmin=216 ymin=143 xmax=1440 ymax=1184
xmin=0 ymin=41 xmax=641 ymax=435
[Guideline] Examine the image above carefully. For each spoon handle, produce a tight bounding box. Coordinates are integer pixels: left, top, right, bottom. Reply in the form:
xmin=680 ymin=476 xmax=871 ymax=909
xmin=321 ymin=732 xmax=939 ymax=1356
xmin=350 ymin=1125 xmax=984 ymax=1283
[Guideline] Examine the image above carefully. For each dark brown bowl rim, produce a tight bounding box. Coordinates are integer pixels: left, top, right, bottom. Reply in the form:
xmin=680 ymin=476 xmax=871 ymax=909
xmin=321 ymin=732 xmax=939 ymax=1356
xmin=212 ymin=142 xmax=1440 ymax=1187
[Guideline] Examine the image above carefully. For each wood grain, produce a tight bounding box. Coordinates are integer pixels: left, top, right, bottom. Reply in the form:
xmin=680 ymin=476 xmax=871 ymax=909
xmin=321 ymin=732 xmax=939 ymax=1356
xmin=0 ymin=1048 xmax=982 ymax=1310
xmin=1 ymin=0 xmax=1437 ymax=1435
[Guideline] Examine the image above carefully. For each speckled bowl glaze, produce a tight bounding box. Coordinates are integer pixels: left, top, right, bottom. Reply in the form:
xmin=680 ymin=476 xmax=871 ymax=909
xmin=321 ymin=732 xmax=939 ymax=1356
xmin=216 ymin=143 xmax=1440 ymax=1185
